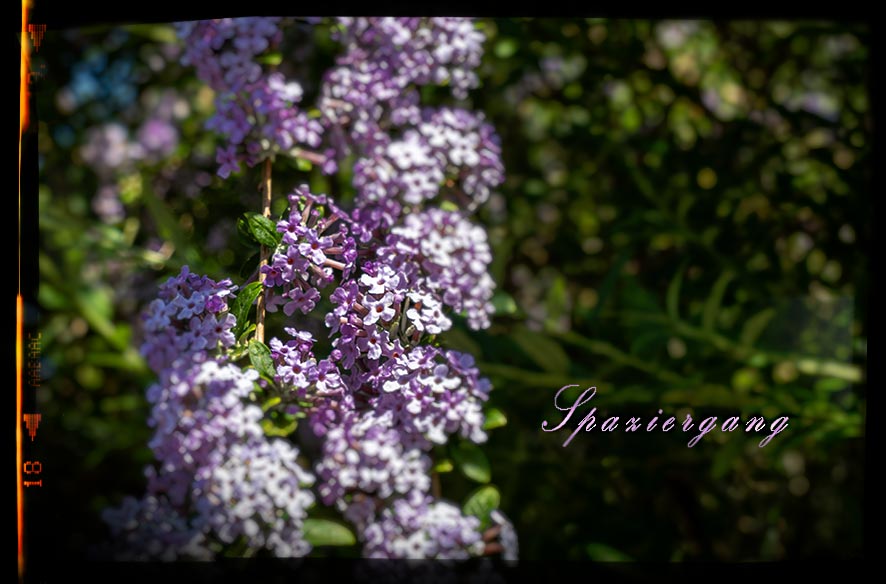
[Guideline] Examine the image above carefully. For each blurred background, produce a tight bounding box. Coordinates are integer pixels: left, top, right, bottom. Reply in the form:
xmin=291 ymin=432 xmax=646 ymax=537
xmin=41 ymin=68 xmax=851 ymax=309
xmin=33 ymin=19 xmax=867 ymax=561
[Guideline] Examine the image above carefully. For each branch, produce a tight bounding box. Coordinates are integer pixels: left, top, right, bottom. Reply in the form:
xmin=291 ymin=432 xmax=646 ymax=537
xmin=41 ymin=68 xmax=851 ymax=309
xmin=255 ymin=159 xmax=273 ymax=343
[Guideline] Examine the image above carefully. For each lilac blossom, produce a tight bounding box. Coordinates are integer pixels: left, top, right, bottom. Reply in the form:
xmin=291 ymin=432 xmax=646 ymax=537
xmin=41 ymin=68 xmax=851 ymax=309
xmin=175 ymin=18 xmax=283 ymax=93
xmin=372 ymin=346 xmax=491 ymax=446
xmin=176 ymin=19 xmax=323 ymax=175
xmin=351 ymin=108 xmax=504 ymax=217
xmin=106 ymin=355 xmax=317 ymax=557
xmin=139 ymin=266 xmax=238 ymax=374
xmin=206 ymin=73 xmax=323 ymax=171
xmin=262 ymin=184 xmax=357 ymax=316
xmin=315 ymin=408 xmax=432 ymax=506
xmin=114 ymin=17 xmax=515 ymax=563
xmin=379 ymin=208 xmax=496 ymax=330
xmin=100 ymin=495 xmax=210 ymax=561
xmin=357 ymin=492 xmax=485 ymax=559
xmin=320 ymin=17 xmax=485 ymax=146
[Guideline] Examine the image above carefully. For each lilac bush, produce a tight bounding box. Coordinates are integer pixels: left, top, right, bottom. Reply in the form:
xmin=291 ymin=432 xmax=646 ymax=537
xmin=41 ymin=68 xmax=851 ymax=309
xmin=103 ymin=16 xmax=517 ymax=562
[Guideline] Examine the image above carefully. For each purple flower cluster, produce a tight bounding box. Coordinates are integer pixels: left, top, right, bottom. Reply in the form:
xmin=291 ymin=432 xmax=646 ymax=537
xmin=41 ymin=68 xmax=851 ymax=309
xmin=100 ymin=495 xmax=209 ymax=561
xmin=261 ymin=185 xmax=358 ymax=316
xmin=358 ymin=492 xmax=485 ymax=559
xmin=209 ymin=73 xmax=324 ymax=177
xmin=321 ymin=17 xmax=485 ymax=146
xmin=117 ymin=17 xmax=517 ymax=562
xmin=352 ymin=108 xmax=504 ymax=217
xmin=321 ymin=18 xmax=504 ymax=237
xmin=373 ymin=346 xmax=491 ymax=445
xmin=140 ymin=266 xmax=237 ymax=374
xmin=268 ymin=328 xmax=344 ymax=400
xmin=175 ymin=18 xmax=323 ymax=177
xmin=176 ymin=18 xmax=283 ymax=93
xmin=379 ymin=208 xmax=496 ymax=330
xmin=316 ymin=408 xmax=432 ymax=505
xmin=103 ymin=353 xmax=316 ymax=558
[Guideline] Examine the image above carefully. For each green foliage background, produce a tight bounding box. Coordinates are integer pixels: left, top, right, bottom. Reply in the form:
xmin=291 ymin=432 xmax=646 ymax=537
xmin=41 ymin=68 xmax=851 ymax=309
xmin=34 ymin=19 xmax=867 ymax=560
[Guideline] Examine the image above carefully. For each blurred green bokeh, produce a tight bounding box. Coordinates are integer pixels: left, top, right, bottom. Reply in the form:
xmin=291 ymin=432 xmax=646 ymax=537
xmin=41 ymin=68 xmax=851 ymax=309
xmin=35 ymin=18 xmax=866 ymax=561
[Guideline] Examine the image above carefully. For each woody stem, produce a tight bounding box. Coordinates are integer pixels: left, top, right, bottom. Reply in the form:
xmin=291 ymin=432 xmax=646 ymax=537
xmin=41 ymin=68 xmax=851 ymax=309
xmin=255 ymin=158 xmax=273 ymax=344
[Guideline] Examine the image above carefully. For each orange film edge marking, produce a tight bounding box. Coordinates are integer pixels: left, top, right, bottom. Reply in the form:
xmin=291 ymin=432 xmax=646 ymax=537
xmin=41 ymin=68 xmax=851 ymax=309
xmin=18 ymin=0 xmax=30 ymax=580
xmin=16 ymin=295 xmax=24 ymax=581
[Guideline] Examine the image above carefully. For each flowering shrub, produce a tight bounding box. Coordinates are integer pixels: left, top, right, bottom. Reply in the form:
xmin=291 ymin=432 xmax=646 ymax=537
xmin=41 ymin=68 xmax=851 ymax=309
xmin=101 ymin=17 xmax=517 ymax=562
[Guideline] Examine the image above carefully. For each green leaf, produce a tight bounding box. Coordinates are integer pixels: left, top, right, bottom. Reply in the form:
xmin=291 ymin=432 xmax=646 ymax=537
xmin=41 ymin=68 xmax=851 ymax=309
xmin=99 ymin=394 xmax=143 ymax=413
xmin=586 ymin=543 xmax=633 ymax=562
xmin=119 ymin=24 xmax=173 ymax=44
xmin=261 ymin=414 xmax=298 ymax=437
xmin=544 ymin=275 xmax=569 ymax=331
xmin=237 ymin=324 xmax=256 ymax=345
xmin=75 ymin=287 xmax=125 ymax=350
xmin=463 ymin=485 xmax=501 ymax=529
xmin=303 ymin=519 xmax=356 ymax=547
xmin=432 ymin=459 xmax=454 ymax=473
xmin=38 ymin=284 xmax=68 ymax=311
xmin=248 ymin=340 xmax=276 ymax=381
xmin=702 ymin=271 xmax=735 ymax=333
xmin=450 ymin=441 xmax=491 ymax=483
xmin=229 ymin=282 xmax=264 ymax=338
xmin=256 ymin=52 xmax=283 ymax=66
xmin=511 ymin=326 xmax=570 ymax=374
xmin=491 ymin=291 xmax=518 ymax=316
xmin=239 ymin=251 xmax=261 ymax=280
xmin=86 ymin=349 xmax=148 ymax=374
xmin=483 ymin=408 xmax=507 ymax=430
xmin=666 ymin=262 xmax=688 ymax=320
xmin=814 ymin=378 xmax=849 ymax=393
xmin=295 ymin=158 xmax=313 ymax=172
xmin=262 ymin=396 xmax=282 ymax=412
xmin=237 ymin=215 xmax=258 ymax=246
xmin=629 ymin=329 xmax=670 ymax=359
xmin=238 ymin=212 xmax=282 ymax=248
xmin=143 ymin=192 xmax=194 ymax=263
xmin=125 ymin=24 xmax=177 ymax=43
xmin=583 ymin=249 xmax=631 ymax=324
xmin=739 ymin=307 xmax=776 ymax=347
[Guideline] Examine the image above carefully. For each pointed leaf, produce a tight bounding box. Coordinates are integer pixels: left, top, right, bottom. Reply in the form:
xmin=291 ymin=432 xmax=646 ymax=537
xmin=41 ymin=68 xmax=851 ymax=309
xmin=432 ymin=459 xmax=454 ymax=473
xmin=239 ymin=251 xmax=260 ymax=280
xmin=482 ymin=408 xmax=507 ymax=430
xmin=463 ymin=485 xmax=501 ymax=530
xmin=238 ymin=212 xmax=282 ymax=248
xmin=491 ymin=291 xmax=518 ymax=316
xmin=229 ymin=282 xmax=264 ymax=338
xmin=511 ymin=326 xmax=570 ymax=374
xmin=450 ymin=440 xmax=491 ymax=483
xmin=544 ymin=275 xmax=569 ymax=331
xmin=739 ymin=307 xmax=776 ymax=348
xmin=248 ymin=340 xmax=276 ymax=381
xmin=261 ymin=415 xmax=298 ymax=437
xmin=702 ymin=271 xmax=735 ymax=333
xmin=303 ymin=519 xmax=356 ymax=547
xmin=666 ymin=262 xmax=688 ymax=320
